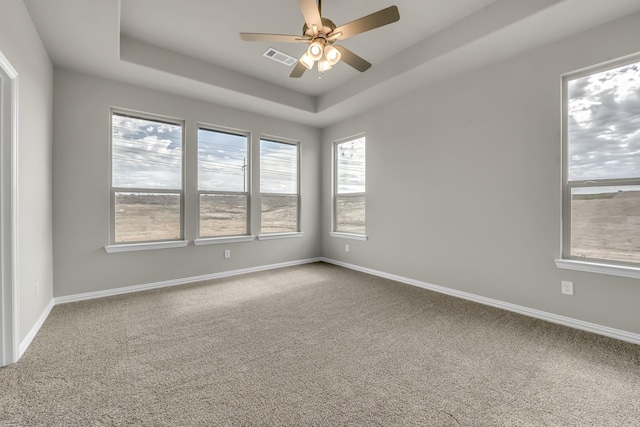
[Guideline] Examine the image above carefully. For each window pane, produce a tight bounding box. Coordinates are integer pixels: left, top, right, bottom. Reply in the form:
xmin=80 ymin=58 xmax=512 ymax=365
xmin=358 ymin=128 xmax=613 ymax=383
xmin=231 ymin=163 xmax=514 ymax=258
xmin=567 ymin=62 xmax=640 ymax=181
xmin=198 ymin=129 xmax=248 ymax=192
xmin=199 ymin=194 xmax=247 ymax=237
xmin=261 ymin=195 xmax=297 ymax=233
xmin=112 ymin=113 xmax=182 ymax=190
xmin=260 ymin=140 xmax=297 ymax=194
xmin=571 ymin=186 xmax=640 ymax=263
xmin=335 ymin=137 xmax=366 ymax=235
xmin=337 ymin=137 xmax=365 ymax=194
xmin=336 ymin=194 xmax=365 ymax=234
xmin=115 ymin=192 xmax=181 ymax=243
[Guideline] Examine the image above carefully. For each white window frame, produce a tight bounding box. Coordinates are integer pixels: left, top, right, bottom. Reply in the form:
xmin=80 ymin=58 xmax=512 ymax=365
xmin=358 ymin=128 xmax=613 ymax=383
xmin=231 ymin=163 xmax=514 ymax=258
xmin=556 ymin=55 xmax=640 ymax=278
xmin=195 ymin=125 xmax=252 ymax=243
xmin=331 ymin=135 xmax=367 ymax=240
xmin=106 ymin=109 xmax=187 ymax=252
xmin=258 ymin=137 xmax=302 ymax=238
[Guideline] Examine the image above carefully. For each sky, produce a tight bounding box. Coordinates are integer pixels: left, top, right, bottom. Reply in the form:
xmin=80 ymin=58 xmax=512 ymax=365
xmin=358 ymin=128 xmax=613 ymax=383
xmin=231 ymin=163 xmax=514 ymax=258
xmin=337 ymin=137 xmax=365 ymax=194
xmin=259 ymin=140 xmax=297 ymax=194
xmin=112 ymin=114 xmax=183 ymax=190
xmin=112 ymin=114 xmax=299 ymax=193
xmin=198 ymin=128 xmax=247 ymax=192
xmin=568 ymin=60 xmax=640 ymax=183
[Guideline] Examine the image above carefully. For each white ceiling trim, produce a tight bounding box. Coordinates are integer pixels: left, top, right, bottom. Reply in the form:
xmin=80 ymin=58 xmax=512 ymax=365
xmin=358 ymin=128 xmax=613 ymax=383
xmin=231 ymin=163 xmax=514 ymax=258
xmin=23 ymin=0 xmax=640 ymax=127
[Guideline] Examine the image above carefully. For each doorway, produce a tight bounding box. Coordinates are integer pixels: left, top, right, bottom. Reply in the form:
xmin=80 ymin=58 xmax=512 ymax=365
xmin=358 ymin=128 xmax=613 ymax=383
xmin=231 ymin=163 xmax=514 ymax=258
xmin=0 ymin=50 xmax=18 ymax=367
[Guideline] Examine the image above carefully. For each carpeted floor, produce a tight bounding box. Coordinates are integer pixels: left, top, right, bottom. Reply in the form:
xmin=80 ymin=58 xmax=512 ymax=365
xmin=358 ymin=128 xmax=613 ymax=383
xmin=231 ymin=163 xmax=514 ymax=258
xmin=1 ymin=262 xmax=639 ymax=426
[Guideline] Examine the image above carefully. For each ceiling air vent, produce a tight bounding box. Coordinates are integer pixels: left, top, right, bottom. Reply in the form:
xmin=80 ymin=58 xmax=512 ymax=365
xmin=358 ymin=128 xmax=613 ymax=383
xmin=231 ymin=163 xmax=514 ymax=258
xmin=263 ymin=48 xmax=297 ymax=67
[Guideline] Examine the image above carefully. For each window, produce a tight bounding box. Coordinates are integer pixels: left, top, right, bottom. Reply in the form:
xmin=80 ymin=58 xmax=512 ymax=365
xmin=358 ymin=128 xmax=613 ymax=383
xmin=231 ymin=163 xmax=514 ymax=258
xmin=563 ymin=59 xmax=640 ymax=266
xmin=260 ymin=139 xmax=299 ymax=234
xmin=334 ymin=137 xmax=366 ymax=235
xmin=111 ymin=111 xmax=183 ymax=243
xmin=198 ymin=128 xmax=249 ymax=237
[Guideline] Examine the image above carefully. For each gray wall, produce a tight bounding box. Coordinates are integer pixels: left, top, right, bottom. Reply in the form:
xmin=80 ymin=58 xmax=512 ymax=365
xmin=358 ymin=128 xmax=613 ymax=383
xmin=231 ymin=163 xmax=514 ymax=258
xmin=53 ymin=69 xmax=321 ymax=297
xmin=0 ymin=0 xmax=54 ymax=341
xmin=322 ymin=12 xmax=640 ymax=334
xmin=18 ymin=2 xmax=640 ymax=339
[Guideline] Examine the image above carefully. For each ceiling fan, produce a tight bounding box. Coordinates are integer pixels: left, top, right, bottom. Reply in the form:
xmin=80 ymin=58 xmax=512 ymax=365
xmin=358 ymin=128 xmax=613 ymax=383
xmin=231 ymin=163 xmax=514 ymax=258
xmin=239 ymin=0 xmax=400 ymax=78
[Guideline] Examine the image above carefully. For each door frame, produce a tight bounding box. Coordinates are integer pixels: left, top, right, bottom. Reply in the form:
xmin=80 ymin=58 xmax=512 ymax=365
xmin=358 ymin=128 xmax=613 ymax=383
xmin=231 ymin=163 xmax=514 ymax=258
xmin=0 ymin=49 xmax=19 ymax=367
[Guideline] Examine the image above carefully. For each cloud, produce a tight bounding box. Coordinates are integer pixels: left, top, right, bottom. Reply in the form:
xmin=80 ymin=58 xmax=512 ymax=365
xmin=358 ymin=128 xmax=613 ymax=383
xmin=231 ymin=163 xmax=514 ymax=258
xmin=568 ymin=62 xmax=640 ymax=181
xmin=568 ymin=76 xmax=589 ymax=99
xmin=198 ymin=129 xmax=248 ymax=192
xmin=260 ymin=140 xmax=297 ymax=194
xmin=336 ymin=137 xmax=365 ymax=194
xmin=112 ymin=114 xmax=183 ymax=189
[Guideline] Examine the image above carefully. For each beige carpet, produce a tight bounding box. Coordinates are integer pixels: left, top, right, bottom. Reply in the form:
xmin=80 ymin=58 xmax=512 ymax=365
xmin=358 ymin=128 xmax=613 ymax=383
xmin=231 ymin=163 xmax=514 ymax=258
xmin=1 ymin=262 xmax=639 ymax=426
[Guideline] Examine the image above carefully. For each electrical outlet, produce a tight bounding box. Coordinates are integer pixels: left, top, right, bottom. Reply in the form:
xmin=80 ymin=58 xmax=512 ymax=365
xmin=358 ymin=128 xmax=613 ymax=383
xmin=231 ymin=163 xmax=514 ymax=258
xmin=561 ymin=281 xmax=574 ymax=295
xmin=345 ymin=244 xmax=350 ymax=253
xmin=224 ymin=249 xmax=231 ymax=259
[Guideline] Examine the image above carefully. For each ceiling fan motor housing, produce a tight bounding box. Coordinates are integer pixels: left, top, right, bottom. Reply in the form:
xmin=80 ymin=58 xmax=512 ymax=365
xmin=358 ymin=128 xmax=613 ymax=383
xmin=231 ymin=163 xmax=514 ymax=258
xmin=303 ymin=17 xmax=337 ymax=39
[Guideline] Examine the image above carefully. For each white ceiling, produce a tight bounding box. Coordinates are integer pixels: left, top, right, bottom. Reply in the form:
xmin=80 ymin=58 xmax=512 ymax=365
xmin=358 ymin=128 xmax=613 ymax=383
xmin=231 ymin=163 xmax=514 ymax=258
xmin=119 ymin=0 xmax=497 ymax=96
xmin=23 ymin=0 xmax=640 ymax=127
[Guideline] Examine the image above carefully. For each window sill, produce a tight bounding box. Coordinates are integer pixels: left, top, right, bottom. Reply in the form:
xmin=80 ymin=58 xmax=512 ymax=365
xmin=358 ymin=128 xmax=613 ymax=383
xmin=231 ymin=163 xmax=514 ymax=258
xmin=330 ymin=232 xmax=368 ymax=241
xmin=554 ymin=258 xmax=640 ymax=280
xmin=194 ymin=235 xmax=256 ymax=246
xmin=104 ymin=240 xmax=189 ymax=253
xmin=257 ymin=232 xmax=303 ymax=241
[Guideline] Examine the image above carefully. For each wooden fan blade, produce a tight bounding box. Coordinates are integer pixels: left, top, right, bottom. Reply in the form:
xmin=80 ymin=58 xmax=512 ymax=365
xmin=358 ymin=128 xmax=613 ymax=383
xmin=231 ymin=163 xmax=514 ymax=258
xmin=298 ymin=0 xmax=323 ymax=32
xmin=240 ymin=33 xmax=306 ymax=43
xmin=290 ymin=61 xmax=308 ymax=78
xmin=334 ymin=45 xmax=371 ymax=72
xmin=331 ymin=6 xmax=400 ymax=40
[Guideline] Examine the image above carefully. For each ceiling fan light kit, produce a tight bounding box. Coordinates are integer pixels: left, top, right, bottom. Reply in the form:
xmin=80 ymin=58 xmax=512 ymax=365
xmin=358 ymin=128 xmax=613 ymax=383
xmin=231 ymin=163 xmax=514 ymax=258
xmin=299 ymin=53 xmax=315 ymax=70
xmin=318 ymin=58 xmax=332 ymax=73
xmin=324 ymin=45 xmax=341 ymax=65
xmin=239 ymin=0 xmax=400 ymax=79
xmin=308 ymin=40 xmax=324 ymax=61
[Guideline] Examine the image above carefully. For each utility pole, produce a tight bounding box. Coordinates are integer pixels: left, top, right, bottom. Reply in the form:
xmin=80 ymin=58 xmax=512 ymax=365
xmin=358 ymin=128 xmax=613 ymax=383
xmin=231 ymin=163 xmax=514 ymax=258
xmin=242 ymin=157 xmax=247 ymax=192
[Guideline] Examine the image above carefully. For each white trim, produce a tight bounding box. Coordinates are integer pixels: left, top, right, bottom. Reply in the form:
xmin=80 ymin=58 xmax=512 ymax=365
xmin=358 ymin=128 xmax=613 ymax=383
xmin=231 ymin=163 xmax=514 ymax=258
xmin=194 ymin=235 xmax=255 ymax=246
xmin=18 ymin=258 xmax=640 ymax=360
xmin=555 ymin=258 xmax=640 ymax=280
xmin=109 ymin=109 xmax=186 ymax=245
xmin=329 ymin=232 xmax=368 ymax=241
xmin=257 ymin=232 xmax=303 ymax=241
xmin=104 ymin=240 xmax=189 ymax=253
xmin=19 ymin=299 xmax=53 ymax=357
xmin=561 ymin=55 xmax=640 ymax=261
xmin=0 ymin=50 xmax=19 ymax=367
xmin=322 ymin=258 xmax=640 ymax=345
xmin=17 ymin=258 xmax=322 ymax=357
xmin=54 ymin=257 xmax=322 ymax=304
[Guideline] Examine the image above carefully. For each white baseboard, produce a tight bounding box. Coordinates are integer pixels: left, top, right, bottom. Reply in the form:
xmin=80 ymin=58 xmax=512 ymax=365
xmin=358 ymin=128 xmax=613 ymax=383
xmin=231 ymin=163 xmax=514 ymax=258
xmin=321 ymin=258 xmax=640 ymax=345
xmin=17 ymin=258 xmax=322 ymax=360
xmin=20 ymin=256 xmax=637 ymax=362
xmin=19 ymin=299 xmax=54 ymax=357
xmin=54 ymin=257 xmax=323 ymax=305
